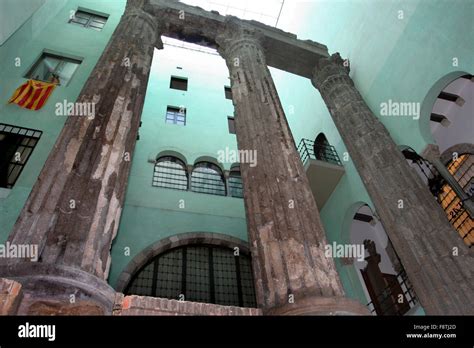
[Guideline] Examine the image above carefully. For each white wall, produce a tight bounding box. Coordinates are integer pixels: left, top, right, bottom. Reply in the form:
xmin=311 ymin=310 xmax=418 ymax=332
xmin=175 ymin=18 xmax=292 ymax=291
xmin=431 ymin=78 xmax=474 ymax=153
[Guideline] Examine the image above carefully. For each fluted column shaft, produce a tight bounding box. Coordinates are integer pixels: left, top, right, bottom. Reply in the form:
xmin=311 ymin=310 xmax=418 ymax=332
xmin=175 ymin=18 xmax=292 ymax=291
xmin=5 ymin=3 xmax=161 ymax=280
xmin=312 ymin=53 xmax=474 ymax=314
xmin=216 ymin=22 xmax=367 ymax=314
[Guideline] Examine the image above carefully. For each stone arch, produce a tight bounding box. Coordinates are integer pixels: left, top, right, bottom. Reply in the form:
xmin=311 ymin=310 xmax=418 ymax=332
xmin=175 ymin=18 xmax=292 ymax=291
xmin=156 ymin=150 xmax=189 ymax=167
xmin=230 ymin=162 xmax=241 ymax=171
xmin=148 ymin=148 xmax=189 ymax=166
xmin=440 ymin=143 xmax=474 ymax=165
xmin=193 ymin=155 xmax=226 ymax=172
xmin=340 ymin=201 xmax=373 ymax=245
xmin=115 ymin=232 xmax=250 ymax=292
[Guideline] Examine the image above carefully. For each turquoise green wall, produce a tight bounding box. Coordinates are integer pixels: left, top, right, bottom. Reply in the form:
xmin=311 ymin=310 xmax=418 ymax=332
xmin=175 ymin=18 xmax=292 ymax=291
xmin=0 ymin=0 xmax=126 ymax=241
xmin=108 ymin=46 xmax=247 ymax=287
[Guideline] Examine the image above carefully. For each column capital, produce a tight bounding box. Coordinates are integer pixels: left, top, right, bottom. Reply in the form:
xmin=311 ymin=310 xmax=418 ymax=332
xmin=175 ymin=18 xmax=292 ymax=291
xmin=311 ymin=52 xmax=351 ymax=89
xmin=420 ymin=143 xmax=441 ymax=163
xmin=122 ymin=7 xmax=164 ymax=49
xmin=215 ymin=18 xmax=265 ymax=62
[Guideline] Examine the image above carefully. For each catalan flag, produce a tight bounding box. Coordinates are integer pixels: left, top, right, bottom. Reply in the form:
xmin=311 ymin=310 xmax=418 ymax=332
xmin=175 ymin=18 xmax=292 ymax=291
xmin=8 ymin=79 xmax=56 ymax=111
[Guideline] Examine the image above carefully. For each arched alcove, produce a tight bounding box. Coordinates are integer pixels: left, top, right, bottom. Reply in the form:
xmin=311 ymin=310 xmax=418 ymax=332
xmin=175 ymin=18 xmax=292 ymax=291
xmin=419 ymin=71 xmax=471 ymax=150
xmin=349 ymin=204 xmax=418 ymax=315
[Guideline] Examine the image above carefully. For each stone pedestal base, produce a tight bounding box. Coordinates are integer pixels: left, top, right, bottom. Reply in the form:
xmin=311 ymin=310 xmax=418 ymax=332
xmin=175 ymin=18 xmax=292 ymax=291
xmin=264 ymin=296 xmax=370 ymax=316
xmin=0 ymin=263 xmax=116 ymax=315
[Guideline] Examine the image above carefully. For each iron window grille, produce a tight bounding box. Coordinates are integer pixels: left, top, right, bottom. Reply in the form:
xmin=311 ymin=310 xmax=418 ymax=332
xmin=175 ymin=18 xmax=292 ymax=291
xmin=297 ymin=138 xmax=342 ymax=166
xmin=0 ymin=123 xmax=42 ymax=189
xmin=438 ymin=154 xmax=473 ymax=247
xmin=170 ymin=76 xmax=188 ymax=91
xmin=69 ymin=9 xmax=108 ymax=31
xmin=25 ymin=52 xmax=81 ymax=86
xmin=125 ymin=244 xmax=257 ymax=308
xmin=228 ymin=169 xmax=243 ymax=198
xmin=191 ymin=162 xmax=226 ymax=196
xmin=152 ymin=156 xmax=188 ymax=191
xmin=165 ymin=106 xmax=186 ymax=126
xmin=366 ymin=269 xmax=418 ymax=316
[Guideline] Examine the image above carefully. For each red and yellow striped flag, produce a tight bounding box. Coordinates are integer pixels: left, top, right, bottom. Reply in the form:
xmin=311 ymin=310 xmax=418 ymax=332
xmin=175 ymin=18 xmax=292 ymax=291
xmin=8 ymin=79 xmax=56 ymax=110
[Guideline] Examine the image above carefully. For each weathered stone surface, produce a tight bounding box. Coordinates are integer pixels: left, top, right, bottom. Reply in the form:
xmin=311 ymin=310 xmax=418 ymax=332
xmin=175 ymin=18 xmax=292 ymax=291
xmin=5 ymin=1 xmax=160 ymax=279
xmin=215 ymin=20 xmax=366 ymax=315
xmin=0 ymin=263 xmax=117 ymax=315
xmin=0 ymin=278 xmax=23 ymax=315
xmin=312 ymin=53 xmax=474 ymax=315
xmin=265 ymin=296 xmax=369 ymax=316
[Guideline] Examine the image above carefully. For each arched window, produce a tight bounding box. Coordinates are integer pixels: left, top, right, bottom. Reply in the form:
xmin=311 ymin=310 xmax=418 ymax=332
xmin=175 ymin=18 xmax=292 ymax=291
xmin=153 ymin=156 xmax=188 ymax=190
xmin=191 ymin=162 xmax=226 ymax=196
xmin=228 ymin=166 xmax=243 ymax=198
xmin=313 ymin=133 xmax=340 ymax=165
xmin=438 ymin=154 xmax=473 ymax=246
xmin=427 ymin=74 xmax=473 ymax=152
xmin=401 ymin=147 xmax=474 ymax=247
xmin=314 ymin=133 xmax=330 ymax=159
xmin=125 ymin=245 xmax=257 ymax=307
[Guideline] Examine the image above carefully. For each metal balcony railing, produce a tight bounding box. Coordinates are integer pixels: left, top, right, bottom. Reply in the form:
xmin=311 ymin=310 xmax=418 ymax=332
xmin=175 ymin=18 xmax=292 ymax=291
xmin=297 ymin=138 xmax=342 ymax=166
xmin=366 ymin=269 xmax=418 ymax=316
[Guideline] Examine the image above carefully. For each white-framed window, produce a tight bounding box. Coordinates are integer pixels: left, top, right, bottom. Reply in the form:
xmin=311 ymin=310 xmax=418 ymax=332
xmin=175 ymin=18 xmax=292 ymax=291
xmin=26 ymin=52 xmax=81 ymax=86
xmin=165 ymin=106 xmax=186 ymax=126
xmin=69 ymin=9 xmax=108 ymax=31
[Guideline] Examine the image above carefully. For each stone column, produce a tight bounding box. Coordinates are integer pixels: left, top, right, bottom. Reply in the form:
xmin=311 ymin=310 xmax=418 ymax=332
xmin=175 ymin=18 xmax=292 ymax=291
xmin=216 ymin=21 xmax=367 ymax=315
xmin=312 ymin=53 xmax=474 ymax=314
xmin=0 ymin=1 xmax=161 ymax=313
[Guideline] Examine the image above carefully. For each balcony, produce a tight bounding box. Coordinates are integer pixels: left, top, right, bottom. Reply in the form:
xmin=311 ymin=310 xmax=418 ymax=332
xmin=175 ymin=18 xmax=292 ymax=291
xmin=297 ymin=138 xmax=345 ymax=210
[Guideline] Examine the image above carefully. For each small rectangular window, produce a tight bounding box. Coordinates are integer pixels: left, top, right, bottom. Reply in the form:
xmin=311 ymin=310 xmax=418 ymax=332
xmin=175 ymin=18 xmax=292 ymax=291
xmin=228 ymin=117 xmax=235 ymax=134
xmin=224 ymin=86 xmax=232 ymax=100
xmin=69 ymin=9 xmax=108 ymax=31
xmin=26 ymin=52 xmax=81 ymax=86
xmin=0 ymin=123 xmax=42 ymax=189
xmin=166 ymin=106 xmax=186 ymax=126
xmin=170 ymin=77 xmax=188 ymax=91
